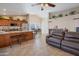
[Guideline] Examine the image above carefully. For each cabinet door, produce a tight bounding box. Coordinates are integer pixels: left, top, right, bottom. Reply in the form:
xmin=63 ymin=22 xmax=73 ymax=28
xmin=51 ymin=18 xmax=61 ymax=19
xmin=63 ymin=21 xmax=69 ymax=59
xmin=0 ymin=35 xmax=10 ymax=48
xmin=0 ymin=35 xmax=6 ymax=48
xmin=25 ymin=32 xmax=33 ymax=40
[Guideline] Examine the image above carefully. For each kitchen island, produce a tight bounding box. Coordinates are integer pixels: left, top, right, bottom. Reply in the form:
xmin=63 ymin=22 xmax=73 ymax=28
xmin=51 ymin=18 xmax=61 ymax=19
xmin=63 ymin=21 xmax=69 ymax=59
xmin=0 ymin=31 xmax=33 ymax=48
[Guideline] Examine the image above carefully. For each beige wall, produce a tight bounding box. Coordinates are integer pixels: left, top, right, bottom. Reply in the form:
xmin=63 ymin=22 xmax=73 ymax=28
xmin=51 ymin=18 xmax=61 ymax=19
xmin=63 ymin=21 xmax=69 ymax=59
xmin=28 ymin=14 xmax=49 ymax=35
xmin=49 ymin=14 xmax=79 ymax=32
xmin=28 ymin=14 xmax=42 ymax=30
xmin=50 ymin=7 xmax=79 ymax=18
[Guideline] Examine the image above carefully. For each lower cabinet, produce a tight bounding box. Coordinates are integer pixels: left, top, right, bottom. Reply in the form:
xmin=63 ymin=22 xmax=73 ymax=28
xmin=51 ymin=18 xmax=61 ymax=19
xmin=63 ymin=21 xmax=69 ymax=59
xmin=0 ymin=35 xmax=10 ymax=48
xmin=0 ymin=32 xmax=33 ymax=48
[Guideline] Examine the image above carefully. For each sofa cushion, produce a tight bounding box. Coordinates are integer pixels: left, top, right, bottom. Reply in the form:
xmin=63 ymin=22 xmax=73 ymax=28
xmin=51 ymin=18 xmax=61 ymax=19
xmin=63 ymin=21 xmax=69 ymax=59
xmin=47 ymin=37 xmax=61 ymax=44
xmin=52 ymin=32 xmax=63 ymax=37
xmin=64 ymin=37 xmax=79 ymax=43
xmin=52 ymin=35 xmax=63 ymax=39
xmin=65 ymin=32 xmax=79 ymax=39
xmin=64 ymin=32 xmax=79 ymax=43
xmin=62 ymin=40 xmax=79 ymax=50
xmin=47 ymin=40 xmax=60 ymax=48
xmin=61 ymin=45 xmax=79 ymax=55
xmin=49 ymin=29 xmax=64 ymax=35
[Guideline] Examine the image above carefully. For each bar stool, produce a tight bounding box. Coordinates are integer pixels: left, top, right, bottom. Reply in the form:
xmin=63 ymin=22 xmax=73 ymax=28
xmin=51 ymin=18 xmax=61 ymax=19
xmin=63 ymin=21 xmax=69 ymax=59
xmin=10 ymin=33 xmax=26 ymax=48
xmin=16 ymin=35 xmax=23 ymax=45
xmin=10 ymin=35 xmax=18 ymax=48
xmin=16 ymin=34 xmax=27 ymax=45
xmin=20 ymin=34 xmax=26 ymax=42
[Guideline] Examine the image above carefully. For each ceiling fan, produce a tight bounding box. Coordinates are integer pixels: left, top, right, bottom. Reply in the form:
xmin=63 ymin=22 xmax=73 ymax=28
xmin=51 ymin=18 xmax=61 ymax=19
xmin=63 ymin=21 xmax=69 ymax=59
xmin=32 ymin=3 xmax=56 ymax=11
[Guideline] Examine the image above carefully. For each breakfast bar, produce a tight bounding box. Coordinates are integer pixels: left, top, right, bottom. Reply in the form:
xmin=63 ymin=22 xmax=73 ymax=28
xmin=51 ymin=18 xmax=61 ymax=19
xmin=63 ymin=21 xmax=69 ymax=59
xmin=0 ymin=31 xmax=33 ymax=48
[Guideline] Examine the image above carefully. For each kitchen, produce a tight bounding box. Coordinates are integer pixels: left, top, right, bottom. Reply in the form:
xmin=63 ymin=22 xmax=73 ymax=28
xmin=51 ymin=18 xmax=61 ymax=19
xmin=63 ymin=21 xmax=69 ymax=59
xmin=0 ymin=15 xmax=33 ymax=48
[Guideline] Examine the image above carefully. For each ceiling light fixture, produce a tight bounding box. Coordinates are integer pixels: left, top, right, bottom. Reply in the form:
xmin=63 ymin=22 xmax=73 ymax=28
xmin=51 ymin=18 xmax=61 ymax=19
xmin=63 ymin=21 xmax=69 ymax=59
xmin=32 ymin=3 xmax=56 ymax=11
xmin=3 ymin=9 xmax=7 ymax=11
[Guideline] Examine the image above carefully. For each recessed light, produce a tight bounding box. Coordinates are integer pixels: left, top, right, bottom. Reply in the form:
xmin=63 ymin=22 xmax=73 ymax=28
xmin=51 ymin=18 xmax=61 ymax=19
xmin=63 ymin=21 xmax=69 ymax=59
xmin=3 ymin=9 xmax=7 ymax=11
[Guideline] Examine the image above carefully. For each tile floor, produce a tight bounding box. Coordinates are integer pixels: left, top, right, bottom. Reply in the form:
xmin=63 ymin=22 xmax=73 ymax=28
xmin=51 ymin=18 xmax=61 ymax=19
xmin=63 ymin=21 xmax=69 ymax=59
xmin=0 ymin=32 xmax=73 ymax=56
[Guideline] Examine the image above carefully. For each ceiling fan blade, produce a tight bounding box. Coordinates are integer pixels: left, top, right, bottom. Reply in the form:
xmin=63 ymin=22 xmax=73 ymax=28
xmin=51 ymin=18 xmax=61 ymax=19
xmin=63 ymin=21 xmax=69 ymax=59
xmin=48 ymin=3 xmax=56 ymax=7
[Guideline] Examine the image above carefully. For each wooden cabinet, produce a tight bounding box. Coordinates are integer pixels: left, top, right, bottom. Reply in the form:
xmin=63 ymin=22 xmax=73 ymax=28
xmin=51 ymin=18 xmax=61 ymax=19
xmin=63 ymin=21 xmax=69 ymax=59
xmin=0 ymin=31 xmax=33 ymax=48
xmin=0 ymin=35 xmax=6 ymax=47
xmin=0 ymin=35 xmax=10 ymax=48
xmin=0 ymin=19 xmax=27 ymax=26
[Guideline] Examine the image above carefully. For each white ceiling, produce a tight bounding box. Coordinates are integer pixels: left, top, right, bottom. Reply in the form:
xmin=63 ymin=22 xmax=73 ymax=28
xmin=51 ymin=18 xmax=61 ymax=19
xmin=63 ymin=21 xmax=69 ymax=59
xmin=0 ymin=3 xmax=79 ymax=15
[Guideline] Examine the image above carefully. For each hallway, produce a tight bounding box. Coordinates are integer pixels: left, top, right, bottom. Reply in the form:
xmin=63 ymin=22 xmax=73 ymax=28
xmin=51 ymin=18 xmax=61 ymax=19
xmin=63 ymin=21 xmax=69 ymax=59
xmin=0 ymin=32 xmax=73 ymax=56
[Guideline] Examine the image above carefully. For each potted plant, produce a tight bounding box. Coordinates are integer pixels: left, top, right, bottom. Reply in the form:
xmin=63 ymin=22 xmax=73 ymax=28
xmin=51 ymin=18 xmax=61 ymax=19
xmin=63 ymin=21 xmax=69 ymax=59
xmin=0 ymin=16 xmax=3 ymax=19
xmin=58 ymin=14 xmax=63 ymax=17
xmin=17 ymin=18 xmax=20 ymax=21
xmin=65 ymin=14 xmax=68 ymax=16
xmin=9 ymin=16 xmax=13 ymax=20
xmin=52 ymin=15 xmax=56 ymax=18
xmin=69 ymin=11 xmax=76 ymax=15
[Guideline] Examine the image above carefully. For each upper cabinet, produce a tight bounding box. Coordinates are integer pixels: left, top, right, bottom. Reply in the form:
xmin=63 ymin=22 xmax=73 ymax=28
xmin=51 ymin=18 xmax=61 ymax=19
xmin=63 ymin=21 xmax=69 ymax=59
xmin=0 ymin=16 xmax=28 ymax=26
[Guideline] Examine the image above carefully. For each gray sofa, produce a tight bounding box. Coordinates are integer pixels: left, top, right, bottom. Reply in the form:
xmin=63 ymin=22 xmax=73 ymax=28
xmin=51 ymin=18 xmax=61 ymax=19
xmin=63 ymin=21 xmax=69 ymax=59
xmin=61 ymin=32 xmax=79 ymax=55
xmin=46 ymin=29 xmax=64 ymax=48
xmin=46 ymin=29 xmax=79 ymax=55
